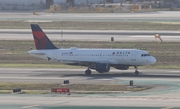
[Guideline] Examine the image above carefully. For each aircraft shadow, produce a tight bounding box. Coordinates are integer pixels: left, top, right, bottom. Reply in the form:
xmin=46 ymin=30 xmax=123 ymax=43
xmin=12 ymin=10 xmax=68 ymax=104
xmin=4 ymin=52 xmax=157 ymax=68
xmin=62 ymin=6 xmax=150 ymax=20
xmin=61 ymin=73 xmax=180 ymax=79
xmin=32 ymin=70 xmax=180 ymax=79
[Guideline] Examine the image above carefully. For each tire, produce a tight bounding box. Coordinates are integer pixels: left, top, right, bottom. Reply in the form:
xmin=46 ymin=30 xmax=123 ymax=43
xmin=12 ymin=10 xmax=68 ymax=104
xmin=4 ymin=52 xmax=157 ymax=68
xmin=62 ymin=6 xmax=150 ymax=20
xmin=135 ymin=71 xmax=139 ymax=75
xmin=85 ymin=70 xmax=91 ymax=75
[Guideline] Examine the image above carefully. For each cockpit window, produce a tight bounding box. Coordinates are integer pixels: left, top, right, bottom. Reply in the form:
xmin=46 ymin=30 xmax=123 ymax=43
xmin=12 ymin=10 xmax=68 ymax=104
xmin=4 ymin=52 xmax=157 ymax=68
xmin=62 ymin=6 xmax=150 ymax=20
xmin=141 ymin=54 xmax=150 ymax=57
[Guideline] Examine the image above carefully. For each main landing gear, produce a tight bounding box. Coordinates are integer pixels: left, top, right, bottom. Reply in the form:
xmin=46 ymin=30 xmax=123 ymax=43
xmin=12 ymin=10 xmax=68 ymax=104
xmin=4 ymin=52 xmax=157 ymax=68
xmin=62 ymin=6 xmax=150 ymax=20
xmin=134 ymin=66 xmax=139 ymax=75
xmin=85 ymin=68 xmax=91 ymax=75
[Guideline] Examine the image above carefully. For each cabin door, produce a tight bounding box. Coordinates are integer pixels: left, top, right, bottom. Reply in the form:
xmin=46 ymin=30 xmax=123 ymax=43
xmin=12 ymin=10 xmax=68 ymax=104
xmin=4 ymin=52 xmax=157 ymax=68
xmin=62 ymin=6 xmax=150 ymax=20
xmin=131 ymin=51 xmax=136 ymax=61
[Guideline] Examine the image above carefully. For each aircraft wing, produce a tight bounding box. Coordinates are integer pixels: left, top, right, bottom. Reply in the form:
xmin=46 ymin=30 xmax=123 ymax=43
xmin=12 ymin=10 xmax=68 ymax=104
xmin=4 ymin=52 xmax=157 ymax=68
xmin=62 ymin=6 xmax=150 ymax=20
xmin=57 ymin=58 xmax=118 ymax=65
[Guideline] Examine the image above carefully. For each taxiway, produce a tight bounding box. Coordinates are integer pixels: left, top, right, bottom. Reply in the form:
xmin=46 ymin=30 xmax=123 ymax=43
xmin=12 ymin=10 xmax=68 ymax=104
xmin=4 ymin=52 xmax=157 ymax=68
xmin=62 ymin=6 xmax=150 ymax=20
xmin=0 ymin=11 xmax=180 ymax=22
xmin=0 ymin=68 xmax=180 ymax=108
xmin=0 ymin=30 xmax=179 ymax=41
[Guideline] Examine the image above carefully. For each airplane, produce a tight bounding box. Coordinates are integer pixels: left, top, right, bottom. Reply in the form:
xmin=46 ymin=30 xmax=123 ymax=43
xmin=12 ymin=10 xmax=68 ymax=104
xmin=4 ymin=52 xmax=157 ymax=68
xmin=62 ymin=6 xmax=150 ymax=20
xmin=28 ymin=24 xmax=156 ymax=75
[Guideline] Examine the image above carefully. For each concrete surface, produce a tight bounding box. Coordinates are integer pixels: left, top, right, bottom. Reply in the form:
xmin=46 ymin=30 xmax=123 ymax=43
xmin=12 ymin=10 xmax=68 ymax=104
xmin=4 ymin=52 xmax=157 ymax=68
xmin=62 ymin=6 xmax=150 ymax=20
xmin=0 ymin=30 xmax=179 ymax=42
xmin=0 ymin=11 xmax=180 ymax=22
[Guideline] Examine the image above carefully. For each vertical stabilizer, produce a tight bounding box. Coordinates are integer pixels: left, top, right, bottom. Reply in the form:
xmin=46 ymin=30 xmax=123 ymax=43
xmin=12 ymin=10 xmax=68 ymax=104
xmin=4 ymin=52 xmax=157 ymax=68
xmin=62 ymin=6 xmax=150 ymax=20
xmin=31 ymin=24 xmax=58 ymax=50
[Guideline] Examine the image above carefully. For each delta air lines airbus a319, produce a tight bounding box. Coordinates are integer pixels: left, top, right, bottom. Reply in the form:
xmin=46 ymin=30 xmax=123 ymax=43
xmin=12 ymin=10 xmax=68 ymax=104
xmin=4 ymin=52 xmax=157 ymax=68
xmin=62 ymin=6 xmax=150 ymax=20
xmin=28 ymin=24 xmax=156 ymax=75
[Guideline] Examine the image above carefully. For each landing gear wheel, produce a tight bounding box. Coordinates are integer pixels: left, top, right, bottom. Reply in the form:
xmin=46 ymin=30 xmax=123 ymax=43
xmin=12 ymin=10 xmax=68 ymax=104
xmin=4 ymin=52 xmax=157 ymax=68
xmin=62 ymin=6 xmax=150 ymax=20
xmin=134 ymin=66 xmax=139 ymax=75
xmin=85 ymin=69 xmax=91 ymax=75
xmin=135 ymin=71 xmax=139 ymax=75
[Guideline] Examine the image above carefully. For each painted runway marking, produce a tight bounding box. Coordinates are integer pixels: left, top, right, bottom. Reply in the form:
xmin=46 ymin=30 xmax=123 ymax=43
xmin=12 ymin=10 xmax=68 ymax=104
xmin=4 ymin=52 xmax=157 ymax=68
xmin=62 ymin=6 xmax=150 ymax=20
xmin=169 ymin=71 xmax=180 ymax=73
xmin=22 ymin=105 xmax=39 ymax=108
xmin=161 ymin=107 xmax=173 ymax=109
xmin=0 ymin=77 xmax=76 ymax=80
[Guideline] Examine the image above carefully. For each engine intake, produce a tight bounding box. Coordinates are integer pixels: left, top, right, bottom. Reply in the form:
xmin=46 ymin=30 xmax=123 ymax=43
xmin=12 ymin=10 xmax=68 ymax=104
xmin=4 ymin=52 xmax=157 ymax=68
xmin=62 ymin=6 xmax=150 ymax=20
xmin=95 ymin=63 xmax=110 ymax=73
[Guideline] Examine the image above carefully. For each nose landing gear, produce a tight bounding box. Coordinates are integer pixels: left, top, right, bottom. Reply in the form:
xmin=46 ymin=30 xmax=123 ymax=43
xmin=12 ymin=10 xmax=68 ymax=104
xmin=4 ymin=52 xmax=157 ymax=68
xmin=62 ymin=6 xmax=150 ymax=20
xmin=134 ymin=66 xmax=139 ymax=75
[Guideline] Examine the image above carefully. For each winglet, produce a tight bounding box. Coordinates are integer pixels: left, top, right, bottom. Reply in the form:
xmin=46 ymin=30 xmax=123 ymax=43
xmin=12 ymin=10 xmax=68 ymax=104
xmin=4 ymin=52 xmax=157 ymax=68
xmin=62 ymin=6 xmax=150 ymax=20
xmin=30 ymin=24 xmax=58 ymax=50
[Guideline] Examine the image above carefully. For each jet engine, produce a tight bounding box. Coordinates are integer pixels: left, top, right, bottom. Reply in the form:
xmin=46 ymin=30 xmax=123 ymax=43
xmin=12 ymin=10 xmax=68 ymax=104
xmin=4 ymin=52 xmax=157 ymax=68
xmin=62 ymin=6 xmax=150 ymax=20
xmin=95 ymin=63 xmax=110 ymax=73
xmin=114 ymin=65 xmax=129 ymax=70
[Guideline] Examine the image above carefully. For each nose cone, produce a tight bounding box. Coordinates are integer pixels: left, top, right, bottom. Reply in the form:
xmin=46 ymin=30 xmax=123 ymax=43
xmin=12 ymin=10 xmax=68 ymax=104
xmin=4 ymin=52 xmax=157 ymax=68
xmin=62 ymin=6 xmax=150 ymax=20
xmin=151 ymin=56 xmax=156 ymax=64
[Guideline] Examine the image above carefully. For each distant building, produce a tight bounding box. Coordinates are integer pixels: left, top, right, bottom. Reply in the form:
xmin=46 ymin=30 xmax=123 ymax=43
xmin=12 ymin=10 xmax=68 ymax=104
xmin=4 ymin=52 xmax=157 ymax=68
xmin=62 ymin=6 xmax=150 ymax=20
xmin=0 ymin=0 xmax=179 ymax=10
xmin=0 ymin=0 xmax=45 ymax=10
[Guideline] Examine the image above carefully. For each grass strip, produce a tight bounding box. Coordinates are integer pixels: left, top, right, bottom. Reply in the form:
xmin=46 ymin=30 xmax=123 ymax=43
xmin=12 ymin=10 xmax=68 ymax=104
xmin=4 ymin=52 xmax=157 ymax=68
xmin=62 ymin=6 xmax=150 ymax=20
xmin=0 ymin=82 xmax=150 ymax=94
xmin=0 ymin=21 xmax=180 ymax=30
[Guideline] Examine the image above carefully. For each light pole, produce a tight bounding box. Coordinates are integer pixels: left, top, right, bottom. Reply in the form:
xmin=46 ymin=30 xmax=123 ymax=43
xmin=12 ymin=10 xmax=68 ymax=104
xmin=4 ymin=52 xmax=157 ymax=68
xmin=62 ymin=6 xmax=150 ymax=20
xmin=104 ymin=0 xmax=106 ymax=7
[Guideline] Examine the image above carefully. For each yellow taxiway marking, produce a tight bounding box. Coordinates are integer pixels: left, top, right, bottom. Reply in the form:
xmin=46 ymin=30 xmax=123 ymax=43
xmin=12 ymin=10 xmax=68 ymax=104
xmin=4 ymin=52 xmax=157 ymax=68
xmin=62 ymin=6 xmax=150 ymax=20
xmin=161 ymin=107 xmax=173 ymax=109
xmin=22 ymin=105 xmax=39 ymax=108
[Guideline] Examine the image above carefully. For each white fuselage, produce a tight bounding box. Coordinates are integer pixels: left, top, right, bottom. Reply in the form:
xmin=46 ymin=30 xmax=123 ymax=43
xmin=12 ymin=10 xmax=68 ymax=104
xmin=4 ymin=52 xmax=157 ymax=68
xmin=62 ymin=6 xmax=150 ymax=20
xmin=28 ymin=47 xmax=156 ymax=66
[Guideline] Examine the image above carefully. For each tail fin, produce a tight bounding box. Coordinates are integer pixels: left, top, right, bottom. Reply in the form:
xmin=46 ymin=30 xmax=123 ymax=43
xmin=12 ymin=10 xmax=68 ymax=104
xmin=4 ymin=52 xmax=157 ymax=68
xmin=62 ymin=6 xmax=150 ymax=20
xmin=31 ymin=24 xmax=58 ymax=50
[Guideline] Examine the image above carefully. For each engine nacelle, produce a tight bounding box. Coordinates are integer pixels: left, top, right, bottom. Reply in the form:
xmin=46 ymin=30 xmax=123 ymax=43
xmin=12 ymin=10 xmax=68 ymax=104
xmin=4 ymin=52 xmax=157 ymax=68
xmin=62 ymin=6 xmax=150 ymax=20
xmin=114 ymin=65 xmax=129 ymax=70
xmin=95 ymin=63 xmax=110 ymax=73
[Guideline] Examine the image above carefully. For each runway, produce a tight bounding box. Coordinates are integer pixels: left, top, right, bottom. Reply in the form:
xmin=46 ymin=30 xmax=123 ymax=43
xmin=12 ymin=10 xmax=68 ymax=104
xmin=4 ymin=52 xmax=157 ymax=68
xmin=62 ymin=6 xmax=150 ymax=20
xmin=0 ymin=11 xmax=180 ymax=22
xmin=0 ymin=30 xmax=179 ymax=41
xmin=0 ymin=68 xmax=180 ymax=84
xmin=0 ymin=11 xmax=180 ymax=42
xmin=1 ymin=68 xmax=180 ymax=108
xmin=1 ymin=96 xmax=180 ymax=108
